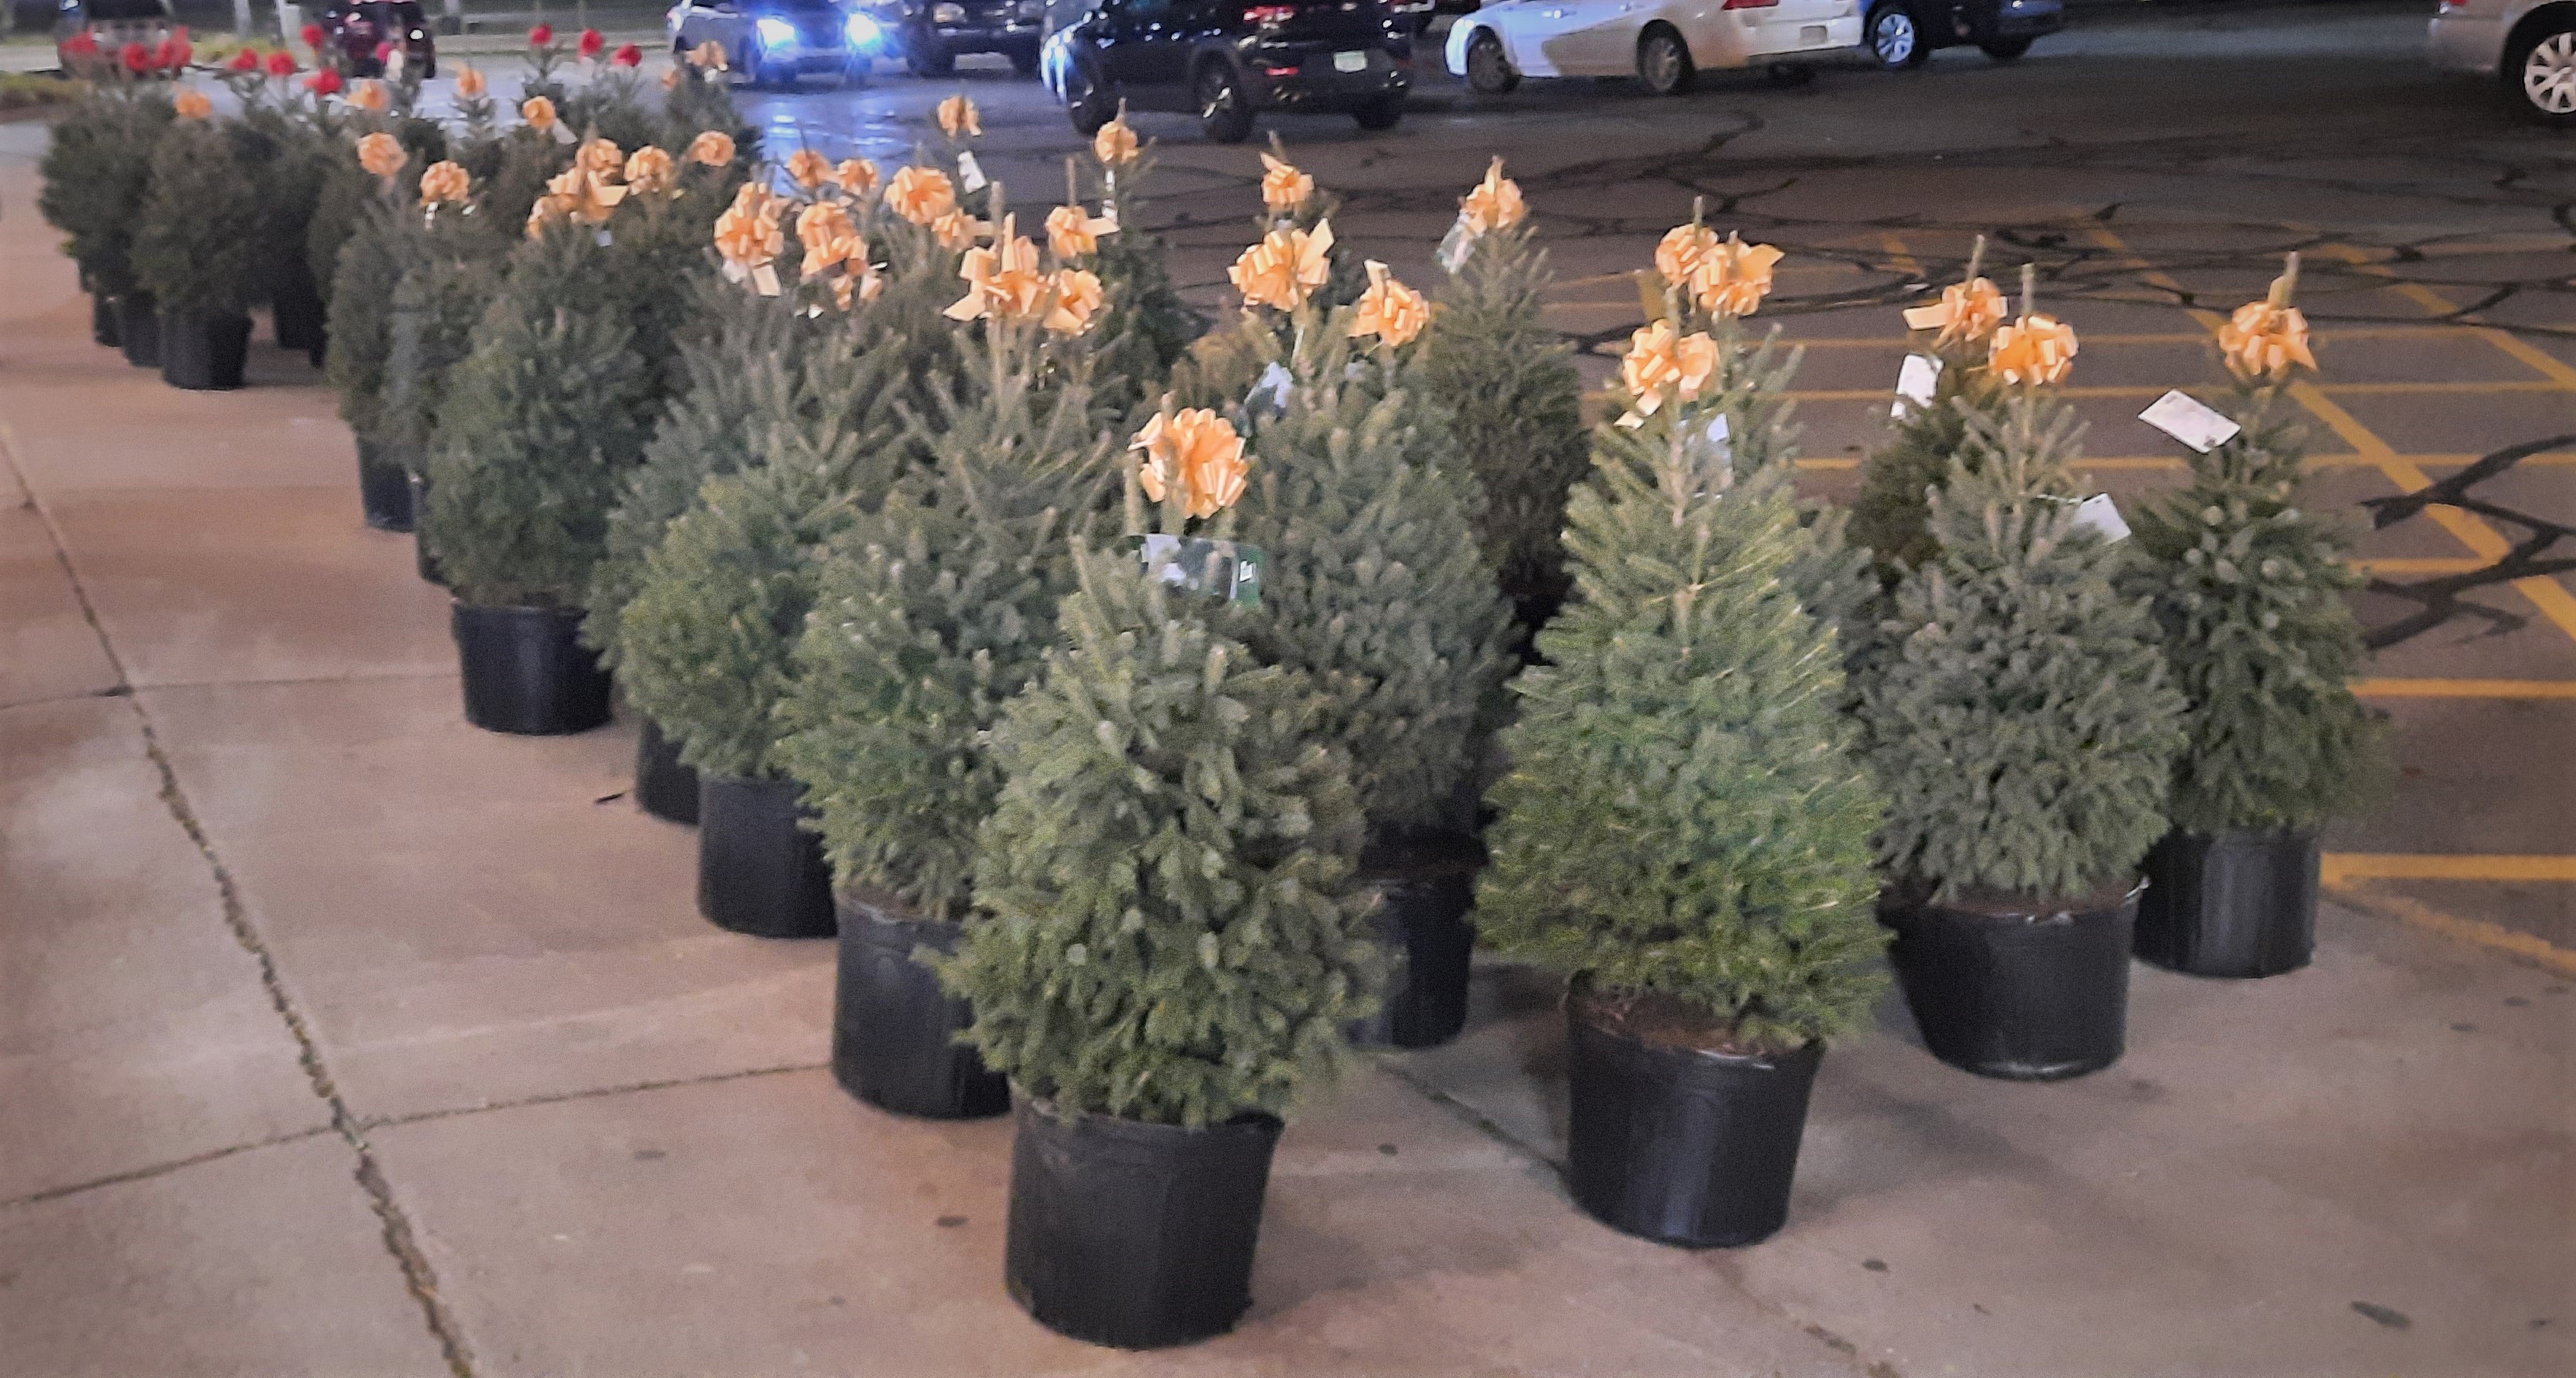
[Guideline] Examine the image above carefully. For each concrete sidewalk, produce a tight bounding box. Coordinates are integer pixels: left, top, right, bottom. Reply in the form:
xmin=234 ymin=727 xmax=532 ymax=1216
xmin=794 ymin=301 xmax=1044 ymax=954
xmin=1 ymin=129 xmax=2568 ymax=1377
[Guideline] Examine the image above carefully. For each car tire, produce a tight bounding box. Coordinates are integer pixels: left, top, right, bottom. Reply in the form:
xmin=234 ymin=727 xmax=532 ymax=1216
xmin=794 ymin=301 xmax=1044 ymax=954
xmin=1867 ymin=3 xmax=1928 ymax=71
xmin=1464 ymin=29 xmax=1517 ymax=94
xmin=907 ymin=37 xmax=955 ymax=79
xmin=1978 ymin=36 xmax=2033 ymax=62
xmin=1636 ymin=24 xmax=1694 ymax=97
xmin=1196 ymin=61 xmax=1256 ymax=144
xmin=2507 ymin=16 xmax=2576 ymax=127
xmin=1063 ymin=62 xmax=1114 ymax=136
xmin=1352 ymin=94 xmax=1403 ymax=131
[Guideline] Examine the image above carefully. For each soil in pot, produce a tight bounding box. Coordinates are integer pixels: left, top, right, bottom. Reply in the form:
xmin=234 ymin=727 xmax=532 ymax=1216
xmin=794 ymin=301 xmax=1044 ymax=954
xmin=831 ymin=889 xmax=1009 ymax=1119
xmin=633 ymin=718 xmax=699 ymax=825
xmin=451 ymin=603 xmax=612 ymax=735
xmin=92 ymin=293 xmax=122 ymax=348
xmin=2136 ymin=827 xmax=2319 ymax=979
xmin=696 ymin=773 xmax=836 ymax=938
xmin=1563 ymin=983 xmax=1823 ymax=1249
xmin=160 ymin=311 xmax=252 ymax=391
xmin=1883 ymin=878 xmax=2142 ymax=1081
xmin=1005 ymin=1096 xmax=1282 ymax=1349
xmin=356 ymin=440 xmax=417 ymax=532
xmin=1346 ymin=832 xmax=1485 ymax=1050
xmin=117 ymin=294 xmax=160 ymax=368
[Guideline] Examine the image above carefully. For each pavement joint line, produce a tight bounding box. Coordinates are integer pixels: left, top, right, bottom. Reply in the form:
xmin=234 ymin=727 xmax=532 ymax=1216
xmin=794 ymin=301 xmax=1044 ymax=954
xmin=2326 ymin=881 xmax=2576 ymax=979
xmin=0 ymin=1127 xmax=339 ymax=1215
xmin=353 ymin=1061 xmax=830 ymax=1134
xmin=0 ymin=671 xmax=454 ymax=715
xmin=2347 ymin=677 xmax=2576 ymax=699
xmin=2321 ymin=854 xmax=2576 ymax=885
xmin=0 ymin=422 xmax=480 ymax=1378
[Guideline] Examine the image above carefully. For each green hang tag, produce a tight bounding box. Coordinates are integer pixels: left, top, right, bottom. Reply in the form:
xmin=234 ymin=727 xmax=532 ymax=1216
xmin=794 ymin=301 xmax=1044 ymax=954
xmin=1135 ymin=535 xmax=1265 ymax=608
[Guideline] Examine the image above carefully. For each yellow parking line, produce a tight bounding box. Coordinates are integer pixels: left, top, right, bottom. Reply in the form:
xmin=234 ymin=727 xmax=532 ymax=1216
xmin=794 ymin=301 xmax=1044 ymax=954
xmin=2348 ymin=558 xmax=2489 ymax=574
xmin=1879 ymin=233 xmax=1923 ymax=282
xmin=2348 ymin=678 xmax=2576 ymax=698
xmin=2314 ymin=244 xmax=2576 ymax=391
xmin=2324 ymin=854 xmax=2576 ymax=883
xmin=2328 ymin=881 xmax=2576 ymax=977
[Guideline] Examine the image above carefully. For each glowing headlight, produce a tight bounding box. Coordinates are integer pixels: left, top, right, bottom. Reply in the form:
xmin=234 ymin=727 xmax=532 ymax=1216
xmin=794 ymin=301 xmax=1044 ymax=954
xmin=755 ymin=16 xmax=798 ymax=47
xmin=932 ymin=3 xmax=966 ymax=22
xmin=845 ymin=11 xmax=882 ymax=44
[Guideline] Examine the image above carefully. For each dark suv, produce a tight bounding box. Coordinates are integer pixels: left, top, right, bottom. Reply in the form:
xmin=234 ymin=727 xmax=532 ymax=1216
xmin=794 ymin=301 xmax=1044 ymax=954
xmin=1044 ymin=0 xmax=1411 ymax=143
xmin=891 ymin=0 xmax=1046 ymax=76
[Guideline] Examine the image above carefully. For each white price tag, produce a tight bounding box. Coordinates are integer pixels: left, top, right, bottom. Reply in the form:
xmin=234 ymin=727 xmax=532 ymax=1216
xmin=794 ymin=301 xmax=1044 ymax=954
xmin=2138 ymin=390 xmax=2242 ymax=453
xmin=1098 ymin=201 xmax=1118 ymax=230
xmin=1689 ymin=413 xmax=1734 ymax=495
xmin=1436 ymin=212 xmax=1479 ymax=275
xmin=1891 ymin=353 xmax=1941 ymax=418
xmin=2069 ymin=493 xmax=2130 ymax=543
xmin=957 ymin=151 xmax=988 ymax=192
xmin=1251 ymin=361 xmax=1293 ymax=413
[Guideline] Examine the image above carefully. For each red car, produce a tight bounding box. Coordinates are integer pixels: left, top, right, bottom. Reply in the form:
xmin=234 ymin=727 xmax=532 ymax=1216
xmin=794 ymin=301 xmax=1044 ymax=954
xmin=318 ymin=0 xmax=437 ymax=77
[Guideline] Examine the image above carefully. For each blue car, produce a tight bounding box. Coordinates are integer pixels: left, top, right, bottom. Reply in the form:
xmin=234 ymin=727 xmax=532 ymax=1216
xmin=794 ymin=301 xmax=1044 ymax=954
xmin=1859 ymin=0 xmax=2061 ymax=68
xmin=667 ymin=0 xmax=890 ymax=86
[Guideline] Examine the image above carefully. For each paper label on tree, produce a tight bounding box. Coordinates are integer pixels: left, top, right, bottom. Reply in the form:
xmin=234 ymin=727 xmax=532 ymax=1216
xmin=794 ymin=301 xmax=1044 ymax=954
xmin=1251 ymin=361 xmax=1293 ymax=413
xmin=1136 ymin=534 xmax=1265 ymax=608
xmin=1901 ymin=301 xmax=1949 ymax=332
xmin=2137 ymin=390 xmax=2241 ymax=453
xmin=957 ymin=152 xmax=987 ymax=192
xmin=1688 ymin=413 xmax=1734 ymax=493
xmin=1436 ymin=213 xmax=1480 ymax=275
xmin=1098 ymin=201 xmax=1118 ymax=230
xmin=1891 ymin=354 xmax=1942 ymax=418
xmin=2069 ymin=493 xmax=2130 ymax=543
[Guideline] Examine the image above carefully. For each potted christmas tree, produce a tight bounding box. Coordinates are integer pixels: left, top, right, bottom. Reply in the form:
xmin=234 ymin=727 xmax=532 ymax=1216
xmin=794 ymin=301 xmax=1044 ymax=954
xmin=37 ymin=76 xmax=175 ymax=359
xmin=944 ymin=433 xmax=1382 ymax=1348
xmin=779 ymin=257 xmax=1118 ymax=1118
xmin=130 ymin=97 xmax=267 ymax=390
xmin=1419 ymin=159 xmax=1591 ymax=628
xmin=382 ymin=156 xmax=511 ymax=580
xmin=324 ymin=131 xmax=434 ymax=527
xmin=1849 ymin=238 xmax=2009 ymax=573
xmin=2128 ymin=259 xmax=2388 ymax=977
xmin=1479 ymin=267 xmax=1887 ymax=1248
xmin=1855 ymin=276 xmax=2186 ymax=1079
xmin=1210 ymin=194 xmax=1516 ymax=1050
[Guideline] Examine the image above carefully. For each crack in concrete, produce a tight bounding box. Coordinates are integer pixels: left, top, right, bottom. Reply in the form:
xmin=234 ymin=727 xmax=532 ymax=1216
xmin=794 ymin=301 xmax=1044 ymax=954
xmin=354 ymin=1060 xmax=830 ymax=1133
xmin=0 ymin=1127 xmax=339 ymax=1213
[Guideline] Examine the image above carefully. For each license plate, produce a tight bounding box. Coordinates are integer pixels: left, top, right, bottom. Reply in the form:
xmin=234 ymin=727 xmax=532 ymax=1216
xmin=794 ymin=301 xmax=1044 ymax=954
xmin=1333 ymin=50 xmax=1368 ymax=73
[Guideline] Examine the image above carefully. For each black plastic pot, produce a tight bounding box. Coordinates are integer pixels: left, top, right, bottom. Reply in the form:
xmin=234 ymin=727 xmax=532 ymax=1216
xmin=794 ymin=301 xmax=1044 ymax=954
xmin=1005 ymin=1097 xmax=1282 ymax=1349
xmin=356 ymin=440 xmax=416 ymax=532
xmin=451 ymin=602 xmax=612 ymax=735
xmin=1563 ymin=996 xmax=1823 ymax=1249
xmin=159 ymin=310 xmax=252 ymax=391
xmin=117 ymin=294 xmax=160 ymax=368
xmin=831 ymin=892 xmax=1009 ymax=1119
xmin=1346 ymin=833 xmax=1484 ymax=1050
xmin=1883 ymin=881 xmax=2143 ymax=1081
xmin=271 ymin=267 xmax=327 ymax=359
xmin=92 ymin=293 xmax=121 ymax=348
xmin=634 ymin=719 xmax=700 ymax=825
xmin=409 ymin=474 xmax=446 ymax=587
xmin=696 ymin=773 xmax=836 ymax=939
xmin=2136 ymin=828 xmax=2318 ymax=979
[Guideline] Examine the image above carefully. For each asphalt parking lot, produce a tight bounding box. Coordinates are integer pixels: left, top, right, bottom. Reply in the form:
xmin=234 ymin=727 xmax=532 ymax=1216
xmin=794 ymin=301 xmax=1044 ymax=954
xmin=735 ymin=0 xmax=2576 ymax=969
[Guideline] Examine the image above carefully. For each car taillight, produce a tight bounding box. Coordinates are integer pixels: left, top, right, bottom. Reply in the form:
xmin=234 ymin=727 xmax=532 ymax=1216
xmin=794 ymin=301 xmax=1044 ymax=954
xmin=1244 ymin=5 xmax=1298 ymax=25
xmin=1721 ymin=0 xmax=1779 ymax=8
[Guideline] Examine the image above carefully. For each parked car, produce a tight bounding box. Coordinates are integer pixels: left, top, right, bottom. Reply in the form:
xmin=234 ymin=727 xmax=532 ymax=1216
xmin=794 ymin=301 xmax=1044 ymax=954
xmin=890 ymin=0 xmax=1045 ymax=75
xmin=1857 ymin=0 xmax=2059 ymax=69
xmin=317 ymin=0 xmax=436 ymax=77
xmin=1044 ymin=0 xmax=1413 ymax=144
xmin=2431 ymin=0 xmax=2576 ymax=125
xmin=667 ymin=0 xmax=887 ymax=86
xmin=1447 ymin=0 xmax=1859 ymax=98
xmin=44 ymin=0 xmax=177 ymax=72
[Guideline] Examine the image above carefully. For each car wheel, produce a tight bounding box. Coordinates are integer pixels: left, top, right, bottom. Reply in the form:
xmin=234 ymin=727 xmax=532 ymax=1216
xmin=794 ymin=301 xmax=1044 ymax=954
xmin=1978 ymin=36 xmax=2032 ymax=62
xmin=1867 ymin=3 xmax=1927 ymax=71
xmin=2509 ymin=17 xmax=2576 ymax=126
xmin=1352 ymin=94 xmax=1402 ymax=131
xmin=1636 ymin=24 xmax=1693 ymax=97
xmin=1063 ymin=62 xmax=1114 ymax=136
xmin=1196 ymin=61 xmax=1256 ymax=144
xmin=1464 ymin=29 xmax=1517 ymax=94
xmin=907 ymin=37 xmax=955 ymax=78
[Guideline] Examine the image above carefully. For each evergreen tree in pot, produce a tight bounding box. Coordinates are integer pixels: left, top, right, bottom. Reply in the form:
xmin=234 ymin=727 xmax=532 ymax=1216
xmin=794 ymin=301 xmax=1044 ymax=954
xmin=944 ymin=440 xmax=1382 ymax=1348
xmin=1855 ymin=277 xmax=2187 ymax=1079
xmin=131 ymin=99 xmax=267 ymax=390
xmin=779 ymin=273 xmax=1121 ymax=1118
xmin=37 ymin=77 xmax=175 ymax=359
xmin=1480 ymin=230 xmax=1886 ymax=1249
xmin=381 ymin=159 xmax=512 ymax=574
xmin=1203 ymin=198 xmax=1515 ymax=1050
xmin=2127 ymin=259 xmax=2389 ymax=977
xmin=1848 ymin=238 xmax=2011 ymax=574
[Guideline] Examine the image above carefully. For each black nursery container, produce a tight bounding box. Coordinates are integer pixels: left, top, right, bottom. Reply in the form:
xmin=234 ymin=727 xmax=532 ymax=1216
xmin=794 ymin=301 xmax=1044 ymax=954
xmin=696 ymin=774 xmax=836 ymax=939
xmin=633 ymin=719 xmax=700 ymax=825
xmin=1005 ymin=1098 xmax=1282 ymax=1349
xmin=117 ymin=293 xmax=160 ymax=368
xmin=1564 ymin=998 xmax=1823 ymax=1249
xmin=92 ymin=293 xmax=121 ymax=348
xmin=2136 ymin=828 xmax=2319 ymax=979
xmin=1884 ymin=881 xmax=2143 ymax=1081
xmin=831 ymin=892 xmax=1009 ymax=1119
xmin=452 ymin=603 xmax=612 ymax=735
xmin=409 ymin=474 xmax=446 ymax=586
xmin=356 ymin=440 xmax=417 ymax=532
xmin=160 ymin=311 xmax=252 ymax=391
xmin=271 ymin=267 xmax=327 ymax=361
xmin=1346 ymin=833 xmax=1484 ymax=1050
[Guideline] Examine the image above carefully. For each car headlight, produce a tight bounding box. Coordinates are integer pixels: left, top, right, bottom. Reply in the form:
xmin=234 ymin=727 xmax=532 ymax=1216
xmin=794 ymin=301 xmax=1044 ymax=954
xmin=755 ymin=16 xmax=797 ymax=47
xmin=845 ymin=11 xmax=882 ymax=44
xmin=932 ymin=3 xmax=965 ymax=23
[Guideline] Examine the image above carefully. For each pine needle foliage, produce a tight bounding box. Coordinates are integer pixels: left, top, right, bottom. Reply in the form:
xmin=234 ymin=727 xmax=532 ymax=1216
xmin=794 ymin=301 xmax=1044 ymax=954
xmin=779 ymin=330 xmax=1121 ymax=918
xmin=131 ymin=116 xmax=267 ymax=316
xmin=38 ymin=86 xmax=175 ymax=297
xmin=1857 ymin=395 xmax=2186 ymax=901
xmin=945 ymin=539 xmax=1382 ymax=1127
xmin=325 ymin=191 xmax=425 ymax=446
xmin=382 ymin=209 xmax=511 ymax=477
xmin=1418 ymin=219 xmax=1590 ymax=616
xmin=2129 ymin=390 xmax=2388 ymax=834
xmin=1477 ymin=348 xmax=1888 ymax=1051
